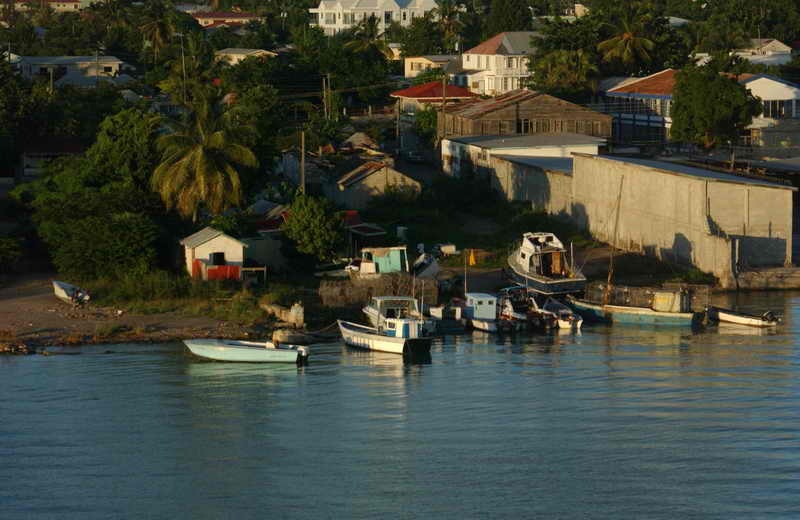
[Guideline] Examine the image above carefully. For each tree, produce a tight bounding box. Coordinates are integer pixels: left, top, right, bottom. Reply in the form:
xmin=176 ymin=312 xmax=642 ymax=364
xmin=670 ymin=66 xmax=762 ymax=149
xmin=152 ymin=96 xmax=259 ymax=220
xmin=281 ymin=193 xmax=345 ymax=262
xmin=486 ymin=0 xmax=531 ymax=36
xmin=597 ymin=8 xmax=655 ymax=70
xmin=344 ymin=15 xmax=393 ymax=61
xmin=411 ymin=67 xmax=445 ymax=85
xmin=398 ymin=15 xmax=445 ymax=57
xmin=527 ymin=49 xmax=598 ymax=102
xmin=432 ymin=0 xmax=463 ymax=52
xmin=139 ymin=0 xmax=176 ymax=61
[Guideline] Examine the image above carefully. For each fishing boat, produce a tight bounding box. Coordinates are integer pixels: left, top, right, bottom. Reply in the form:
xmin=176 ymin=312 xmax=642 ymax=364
xmin=497 ymin=286 xmax=556 ymax=330
xmin=506 ymin=232 xmax=586 ymax=295
xmin=52 ymin=280 xmax=90 ymax=305
xmin=337 ymin=319 xmax=433 ymax=355
xmin=567 ymin=293 xmax=701 ymax=326
xmin=458 ymin=292 xmax=502 ymax=332
xmin=183 ymin=338 xmax=309 ymax=363
xmin=542 ymin=297 xmax=583 ymax=330
xmin=707 ymin=306 xmax=779 ymax=328
xmin=363 ymin=296 xmax=430 ymax=329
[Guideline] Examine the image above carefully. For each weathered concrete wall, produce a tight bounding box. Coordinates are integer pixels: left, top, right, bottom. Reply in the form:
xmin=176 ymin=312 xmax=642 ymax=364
xmin=571 ymin=155 xmax=793 ymax=286
xmin=243 ymin=235 xmax=288 ymax=271
xmin=489 ymin=157 xmax=572 ymax=215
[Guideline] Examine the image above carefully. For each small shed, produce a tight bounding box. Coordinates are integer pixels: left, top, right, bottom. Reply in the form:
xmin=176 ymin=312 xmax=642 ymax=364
xmin=180 ymin=226 xmax=248 ymax=281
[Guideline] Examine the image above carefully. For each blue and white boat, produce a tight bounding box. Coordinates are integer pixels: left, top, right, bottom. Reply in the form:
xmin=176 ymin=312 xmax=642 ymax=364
xmin=183 ymin=338 xmax=309 ymax=363
xmin=567 ymin=295 xmax=701 ymax=326
xmin=507 ymin=232 xmax=586 ymax=295
xmin=338 ymin=318 xmax=433 ymax=355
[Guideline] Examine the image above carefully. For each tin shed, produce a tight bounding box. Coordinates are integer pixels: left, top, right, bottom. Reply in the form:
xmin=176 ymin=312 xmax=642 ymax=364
xmin=180 ymin=227 xmax=249 ymax=280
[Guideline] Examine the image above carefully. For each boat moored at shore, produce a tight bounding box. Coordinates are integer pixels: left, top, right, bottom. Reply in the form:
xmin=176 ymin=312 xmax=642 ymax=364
xmin=183 ymin=338 xmax=309 ymax=363
xmin=507 ymin=232 xmax=586 ymax=296
xmin=338 ymin=319 xmax=433 ymax=355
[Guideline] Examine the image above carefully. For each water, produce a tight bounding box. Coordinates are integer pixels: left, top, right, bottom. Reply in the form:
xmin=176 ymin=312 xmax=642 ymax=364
xmin=2 ymin=292 xmax=800 ymax=519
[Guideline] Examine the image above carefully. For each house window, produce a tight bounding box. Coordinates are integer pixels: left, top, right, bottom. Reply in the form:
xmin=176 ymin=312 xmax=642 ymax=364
xmin=762 ymin=99 xmax=792 ymax=119
xmin=324 ymin=13 xmax=335 ymax=23
xmin=517 ymin=119 xmax=530 ymax=133
xmin=103 ymin=66 xmax=112 ymax=73
xmin=384 ymin=11 xmax=392 ymax=23
xmin=507 ymin=57 xmax=514 ymax=68
xmin=402 ymin=11 xmax=406 ymax=21
xmin=502 ymin=77 xmax=508 ymax=90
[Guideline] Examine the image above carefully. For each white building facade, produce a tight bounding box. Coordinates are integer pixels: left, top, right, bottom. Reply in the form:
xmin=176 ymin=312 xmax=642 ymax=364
xmin=309 ymin=0 xmax=438 ymax=36
xmin=453 ymin=32 xmax=537 ymax=96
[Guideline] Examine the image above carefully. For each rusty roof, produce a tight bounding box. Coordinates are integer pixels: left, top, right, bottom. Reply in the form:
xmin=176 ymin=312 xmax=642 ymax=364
xmin=607 ymin=69 xmax=761 ymax=98
xmin=390 ymin=81 xmax=475 ymax=99
xmin=464 ymin=32 xmax=539 ymax=55
xmin=441 ymin=89 xmax=604 ymax=120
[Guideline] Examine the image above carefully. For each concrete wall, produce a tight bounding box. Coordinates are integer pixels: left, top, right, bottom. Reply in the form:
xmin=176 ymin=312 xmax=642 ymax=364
xmin=571 ymin=155 xmax=793 ymax=286
xmin=489 ymin=158 xmax=573 ymax=215
xmin=488 ymin=154 xmax=794 ymax=287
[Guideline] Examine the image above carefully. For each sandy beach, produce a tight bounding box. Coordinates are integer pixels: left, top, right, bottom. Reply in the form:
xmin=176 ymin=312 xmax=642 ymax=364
xmin=0 ymin=274 xmax=256 ymax=350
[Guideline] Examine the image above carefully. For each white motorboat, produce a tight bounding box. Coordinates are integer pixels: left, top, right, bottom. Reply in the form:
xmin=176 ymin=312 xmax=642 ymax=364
xmin=338 ymin=319 xmax=433 ymax=355
xmin=52 ymin=280 xmax=90 ymax=305
xmin=507 ymin=232 xmax=586 ymax=295
xmin=497 ymin=286 xmax=557 ymax=330
xmin=183 ymin=339 xmax=309 ymax=363
xmin=542 ymin=297 xmax=583 ymax=330
xmin=707 ymin=306 xmax=779 ymax=328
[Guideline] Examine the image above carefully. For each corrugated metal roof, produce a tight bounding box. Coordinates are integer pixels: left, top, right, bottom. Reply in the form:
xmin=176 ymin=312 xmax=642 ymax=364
xmin=338 ymin=161 xmax=385 ymax=187
xmin=180 ymin=227 xmax=249 ymax=248
xmin=443 ymin=89 xmax=594 ymax=119
xmin=390 ymin=81 xmax=475 ymax=99
xmin=448 ymin=133 xmax=606 ymax=149
xmin=464 ymin=32 xmax=539 ymax=55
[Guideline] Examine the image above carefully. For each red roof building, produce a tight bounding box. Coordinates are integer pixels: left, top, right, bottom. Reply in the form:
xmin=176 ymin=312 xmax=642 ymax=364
xmin=390 ymin=81 xmax=476 ymax=114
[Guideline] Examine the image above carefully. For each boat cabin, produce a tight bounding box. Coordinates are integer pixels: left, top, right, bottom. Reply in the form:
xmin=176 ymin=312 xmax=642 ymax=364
xmin=368 ymin=296 xmax=421 ymax=319
xmin=516 ymin=232 xmax=568 ymax=277
xmin=463 ymin=292 xmax=497 ymax=320
xmin=381 ymin=317 xmax=428 ymax=338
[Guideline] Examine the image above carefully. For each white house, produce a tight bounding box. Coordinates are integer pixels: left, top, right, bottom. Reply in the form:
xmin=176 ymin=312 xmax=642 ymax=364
xmin=13 ymin=0 xmax=80 ymax=12
xmin=695 ymin=38 xmax=793 ymax=67
xmin=214 ymin=48 xmax=277 ymax=65
xmin=309 ymin=0 xmax=438 ymax=36
xmin=180 ymin=227 xmax=249 ymax=281
xmin=454 ymin=32 xmax=538 ymax=96
xmin=18 ymin=56 xmax=124 ymax=80
xmin=192 ymin=11 xmax=263 ymax=30
xmin=602 ymin=69 xmax=800 ymax=146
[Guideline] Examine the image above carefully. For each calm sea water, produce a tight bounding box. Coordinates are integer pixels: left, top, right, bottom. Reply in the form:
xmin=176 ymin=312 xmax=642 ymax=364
xmin=2 ymin=292 xmax=800 ymax=519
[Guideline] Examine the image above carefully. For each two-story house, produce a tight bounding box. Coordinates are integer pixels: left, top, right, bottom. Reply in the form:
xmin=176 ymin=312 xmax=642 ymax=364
xmin=453 ymin=32 xmax=538 ymax=96
xmin=404 ymin=55 xmax=458 ymax=78
xmin=309 ymin=0 xmax=438 ymax=36
xmin=602 ymin=68 xmax=800 ymax=146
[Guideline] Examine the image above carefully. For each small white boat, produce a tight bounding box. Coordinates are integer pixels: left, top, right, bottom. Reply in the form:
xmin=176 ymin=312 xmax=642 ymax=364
xmin=338 ymin=319 xmax=432 ymax=356
xmin=507 ymin=232 xmax=586 ymax=296
xmin=707 ymin=306 xmax=779 ymax=328
xmin=183 ymin=338 xmax=309 ymax=363
xmin=459 ymin=292 xmax=500 ymax=333
xmin=543 ymin=297 xmax=583 ymax=330
xmin=496 ymin=286 xmax=557 ymax=330
xmin=52 ymin=280 xmax=90 ymax=305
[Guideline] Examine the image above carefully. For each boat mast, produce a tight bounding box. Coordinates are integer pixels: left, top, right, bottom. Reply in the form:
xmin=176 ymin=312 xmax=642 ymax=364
xmin=604 ymin=175 xmax=625 ymax=305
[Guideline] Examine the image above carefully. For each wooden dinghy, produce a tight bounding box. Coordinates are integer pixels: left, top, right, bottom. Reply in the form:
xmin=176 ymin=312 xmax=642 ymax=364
xmin=52 ymin=280 xmax=90 ymax=305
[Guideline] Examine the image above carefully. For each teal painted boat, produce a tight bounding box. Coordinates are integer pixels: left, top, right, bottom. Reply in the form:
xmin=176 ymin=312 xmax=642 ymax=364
xmin=183 ymin=339 xmax=309 ymax=363
xmin=567 ymin=296 xmax=701 ymax=326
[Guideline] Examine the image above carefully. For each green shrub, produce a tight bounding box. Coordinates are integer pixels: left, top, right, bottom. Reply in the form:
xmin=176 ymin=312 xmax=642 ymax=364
xmin=0 ymin=237 xmax=22 ymax=271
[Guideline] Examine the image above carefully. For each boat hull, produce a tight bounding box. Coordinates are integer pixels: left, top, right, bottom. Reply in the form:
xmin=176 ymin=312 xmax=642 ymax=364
xmin=569 ymin=298 xmax=699 ymax=326
xmin=338 ymin=320 xmax=432 ymax=355
xmin=708 ymin=307 xmax=778 ymax=328
xmin=506 ymin=258 xmax=586 ymax=295
xmin=183 ymin=339 xmax=307 ymax=363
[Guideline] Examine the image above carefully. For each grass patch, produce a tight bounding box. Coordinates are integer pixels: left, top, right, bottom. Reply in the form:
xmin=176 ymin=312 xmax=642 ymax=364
xmin=93 ymin=323 xmax=131 ymax=339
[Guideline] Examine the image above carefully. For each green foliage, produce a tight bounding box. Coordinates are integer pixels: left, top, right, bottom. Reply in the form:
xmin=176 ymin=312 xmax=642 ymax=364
xmin=527 ymin=49 xmax=599 ymax=102
xmin=413 ymin=106 xmax=438 ymax=145
xmin=671 ymin=66 xmax=762 ymax=149
xmin=208 ymin=210 xmax=258 ymax=238
xmin=153 ymin=94 xmax=259 ymax=220
xmin=282 ymin=193 xmax=345 ymax=262
xmin=43 ymin=212 xmax=159 ymax=280
xmin=487 ymin=0 xmax=531 ymax=35
xmin=411 ymin=68 xmax=445 ymax=86
xmin=0 ymin=238 xmax=23 ymax=272
xmin=397 ymin=15 xmax=444 ymax=57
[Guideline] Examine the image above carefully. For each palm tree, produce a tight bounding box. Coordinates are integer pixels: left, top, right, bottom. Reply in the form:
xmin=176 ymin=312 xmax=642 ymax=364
xmin=597 ymin=10 xmax=654 ymax=68
xmin=152 ymin=96 xmax=259 ymax=220
xmin=531 ymin=49 xmax=598 ymax=98
xmin=139 ymin=0 xmax=175 ymax=61
xmin=432 ymin=0 xmax=463 ymax=52
xmin=344 ymin=15 xmax=393 ymax=60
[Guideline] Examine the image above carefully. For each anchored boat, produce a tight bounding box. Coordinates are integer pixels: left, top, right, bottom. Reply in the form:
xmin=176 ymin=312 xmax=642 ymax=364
xmin=567 ymin=287 xmax=702 ymax=327
xmin=707 ymin=306 xmax=779 ymax=328
xmin=507 ymin=232 xmax=586 ymax=296
xmin=338 ymin=319 xmax=433 ymax=355
xmin=542 ymin=297 xmax=583 ymax=330
xmin=183 ymin=339 xmax=309 ymax=363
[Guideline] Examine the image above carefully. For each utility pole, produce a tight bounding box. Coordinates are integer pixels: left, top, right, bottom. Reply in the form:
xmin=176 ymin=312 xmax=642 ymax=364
xmin=322 ymin=75 xmax=328 ymax=119
xmin=95 ymin=49 xmax=99 ymax=88
xmin=175 ymin=32 xmax=187 ymax=105
xmin=300 ymin=130 xmax=306 ymax=194
xmin=395 ymin=101 xmax=401 ymax=153
xmin=49 ymin=68 xmax=53 ymax=94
